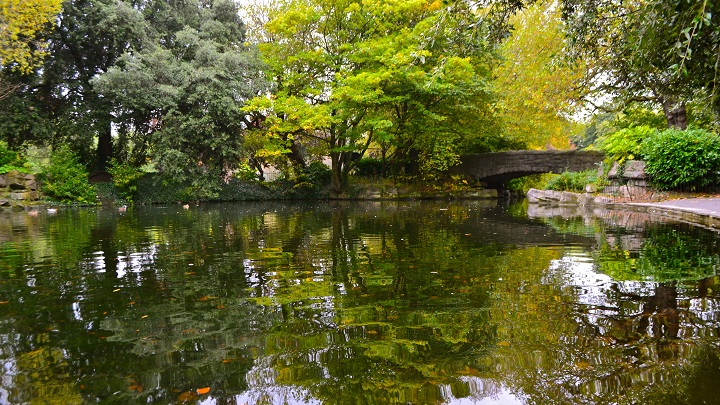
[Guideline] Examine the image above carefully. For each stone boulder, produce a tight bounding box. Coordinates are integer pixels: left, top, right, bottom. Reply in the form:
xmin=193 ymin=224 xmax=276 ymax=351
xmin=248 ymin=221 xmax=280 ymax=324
xmin=0 ymin=171 xmax=40 ymax=206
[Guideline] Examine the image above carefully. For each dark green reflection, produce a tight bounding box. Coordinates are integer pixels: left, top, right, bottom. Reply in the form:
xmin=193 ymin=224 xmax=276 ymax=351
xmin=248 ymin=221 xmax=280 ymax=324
xmin=0 ymin=202 xmax=719 ymax=404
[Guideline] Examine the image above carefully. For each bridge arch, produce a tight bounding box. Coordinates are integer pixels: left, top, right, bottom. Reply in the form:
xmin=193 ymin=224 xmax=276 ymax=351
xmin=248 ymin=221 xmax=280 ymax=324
xmin=449 ymin=150 xmax=605 ymax=186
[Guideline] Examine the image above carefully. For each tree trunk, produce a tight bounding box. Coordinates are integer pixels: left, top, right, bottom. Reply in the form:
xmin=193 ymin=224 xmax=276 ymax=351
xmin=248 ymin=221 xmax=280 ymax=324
xmin=331 ymin=152 xmax=344 ymax=196
xmin=286 ymin=139 xmax=306 ymax=168
xmin=662 ymin=99 xmax=688 ymax=130
xmin=96 ymin=122 xmax=113 ymax=171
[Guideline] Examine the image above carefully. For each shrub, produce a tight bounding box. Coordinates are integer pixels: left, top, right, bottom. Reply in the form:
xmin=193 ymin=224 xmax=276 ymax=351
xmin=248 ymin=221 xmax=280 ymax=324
xmin=597 ymin=125 xmax=655 ymax=164
xmin=234 ymin=162 xmax=259 ymax=181
xmin=0 ymin=141 xmax=30 ymax=174
xmin=299 ymin=161 xmax=332 ymax=187
xmin=354 ymin=158 xmax=384 ymax=177
xmin=543 ymin=170 xmax=598 ymax=193
xmin=41 ymin=146 xmax=97 ymax=204
xmin=107 ymin=158 xmax=144 ymax=202
xmin=641 ymin=128 xmax=720 ymax=190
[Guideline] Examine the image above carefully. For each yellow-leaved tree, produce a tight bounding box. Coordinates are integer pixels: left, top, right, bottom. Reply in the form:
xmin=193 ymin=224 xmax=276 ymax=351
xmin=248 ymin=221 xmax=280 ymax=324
xmin=0 ymin=0 xmax=61 ymax=72
xmin=0 ymin=0 xmax=61 ymax=98
xmin=493 ymin=0 xmax=587 ymax=150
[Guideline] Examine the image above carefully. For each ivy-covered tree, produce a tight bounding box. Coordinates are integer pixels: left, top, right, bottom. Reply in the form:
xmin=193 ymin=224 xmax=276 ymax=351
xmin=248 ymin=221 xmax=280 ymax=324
xmin=93 ymin=0 xmax=268 ymax=196
xmin=28 ymin=0 xmax=148 ymax=168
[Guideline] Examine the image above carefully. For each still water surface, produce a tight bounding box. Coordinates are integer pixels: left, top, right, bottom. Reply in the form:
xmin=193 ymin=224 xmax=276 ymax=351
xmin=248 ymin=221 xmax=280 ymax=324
xmin=1 ymin=200 xmax=719 ymax=404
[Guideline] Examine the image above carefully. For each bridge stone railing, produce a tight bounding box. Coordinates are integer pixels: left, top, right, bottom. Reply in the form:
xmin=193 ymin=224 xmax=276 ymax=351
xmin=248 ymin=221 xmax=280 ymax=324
xmin=450 ymin=150 xmax=605 ymax=186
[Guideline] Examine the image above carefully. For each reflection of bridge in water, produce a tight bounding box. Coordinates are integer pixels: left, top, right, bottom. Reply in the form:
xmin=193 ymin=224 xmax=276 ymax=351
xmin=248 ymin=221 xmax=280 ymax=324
xmin=450 ymin=150 xmax=605 ymax=187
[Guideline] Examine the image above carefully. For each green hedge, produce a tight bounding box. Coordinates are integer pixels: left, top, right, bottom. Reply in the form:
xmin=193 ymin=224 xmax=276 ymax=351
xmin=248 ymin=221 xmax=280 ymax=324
xmin=641 ymin=128 xmax=720 ymax=190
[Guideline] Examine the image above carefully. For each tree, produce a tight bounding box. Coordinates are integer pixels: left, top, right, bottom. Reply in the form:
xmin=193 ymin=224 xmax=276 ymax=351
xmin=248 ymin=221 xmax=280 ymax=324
xmin=93 ymin=0 xmax=268 ymax=196
xmin=33 ymin=0 xmax=149 ymax=168
xmin=0 ymin=0 xmax=62 ymax=100
xmin=0 ymin=0 xmax=62 ymax=73
xmin=559 ymin=0 xmax=720 ymax=128
xmin=243 ymin=0 xmax=497 ymax=194
xmin=492 ymin=0 xmax=586 ymax=149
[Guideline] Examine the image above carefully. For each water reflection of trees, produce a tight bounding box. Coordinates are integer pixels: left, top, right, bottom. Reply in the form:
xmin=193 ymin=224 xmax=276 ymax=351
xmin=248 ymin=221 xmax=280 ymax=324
xmin=527 ymin=209 xmax=720 ymax=404
xmin=1 ymin=204 xmax=720 ymax=404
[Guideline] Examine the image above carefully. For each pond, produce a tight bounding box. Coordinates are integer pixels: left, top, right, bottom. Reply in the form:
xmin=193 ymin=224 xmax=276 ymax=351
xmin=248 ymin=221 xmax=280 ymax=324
xmin=1 ymin=200 xmax=719 ymax=404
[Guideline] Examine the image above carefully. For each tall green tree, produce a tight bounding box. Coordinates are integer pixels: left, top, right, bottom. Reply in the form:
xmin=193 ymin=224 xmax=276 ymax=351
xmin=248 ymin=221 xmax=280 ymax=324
xmin=28 ymin=0 xmax=148 ymax=167
xmin=93 ymin=0 xmax=268 ymax=195
xmin=244 ymin=0 xmax=497 ymax=194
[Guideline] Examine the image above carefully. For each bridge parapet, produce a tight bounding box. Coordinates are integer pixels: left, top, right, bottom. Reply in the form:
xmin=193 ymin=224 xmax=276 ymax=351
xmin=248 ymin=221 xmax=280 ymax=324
xmin=450 ymin=150 xmax=605 ymax=186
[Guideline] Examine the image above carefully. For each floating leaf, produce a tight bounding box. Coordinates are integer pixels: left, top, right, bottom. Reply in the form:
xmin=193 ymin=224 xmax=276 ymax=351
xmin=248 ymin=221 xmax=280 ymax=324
xmin=196 ymin=387 xmax=211 ymax=395
xmin=177 ymin=391 xmax=198 ymax=402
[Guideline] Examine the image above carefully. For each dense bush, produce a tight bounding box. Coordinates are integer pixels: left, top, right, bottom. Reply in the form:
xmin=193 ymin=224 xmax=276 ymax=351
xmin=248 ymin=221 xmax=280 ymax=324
xmin=543 ymin=170 xmax=598 ymax=193
xmin=301 ymin=161 xmax=332 ymax=187
xmin=354 ymin=158 xmax=385 ymax=177
xmin=41 ymin=146 xmax=97 ymax=204
xmin=598 ymin=125 xmax=655 ymax=164
xmin=0 ymin=141 xmax=29 ymax=174
xmin=641 ymin=128 xmax=720 ymax=190
xmin=107 ymin=158 xmax=144 ymax=202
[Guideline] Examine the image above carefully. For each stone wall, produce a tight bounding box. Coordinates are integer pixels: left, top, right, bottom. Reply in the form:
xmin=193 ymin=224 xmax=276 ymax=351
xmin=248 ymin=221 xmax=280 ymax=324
xmin=602 ymin=160 xmax=650 ymax=199
xmin=353 ymin=185 xmax=498 ymax=200
xmin=0 ymin=170 xmax=40 ymax=207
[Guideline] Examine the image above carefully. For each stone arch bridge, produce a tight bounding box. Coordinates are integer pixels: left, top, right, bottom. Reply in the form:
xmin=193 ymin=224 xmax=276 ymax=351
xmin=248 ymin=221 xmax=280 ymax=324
xmin=449 ymin=150 xmax=605 ymax=187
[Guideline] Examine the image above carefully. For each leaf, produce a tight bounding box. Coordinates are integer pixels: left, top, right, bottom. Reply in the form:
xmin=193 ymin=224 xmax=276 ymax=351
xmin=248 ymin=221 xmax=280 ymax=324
xmin=196 ymin=387 xmax=211 ymax=395
xmin=177 ymin=391 xmax=198 ymax=402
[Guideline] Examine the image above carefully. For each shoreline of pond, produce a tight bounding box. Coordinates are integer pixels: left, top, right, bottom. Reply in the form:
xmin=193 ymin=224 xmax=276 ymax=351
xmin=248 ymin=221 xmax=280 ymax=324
xmin=527 ymin=188 xmax=720 ymax=231
xmin=7 ymin=182 xmax=720 ymax=233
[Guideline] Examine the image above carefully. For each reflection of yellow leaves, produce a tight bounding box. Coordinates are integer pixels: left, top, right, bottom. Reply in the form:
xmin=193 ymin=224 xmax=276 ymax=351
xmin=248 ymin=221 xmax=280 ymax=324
xmin=177 ymin=391 xmax=198 ymax=402
xmin=575 ymin=361 xmax=593 ymax=370
xmin=498 ymin=341 xmax=511 ymax=347
xmin=458 ymin=366 xmax=480 ymax=376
